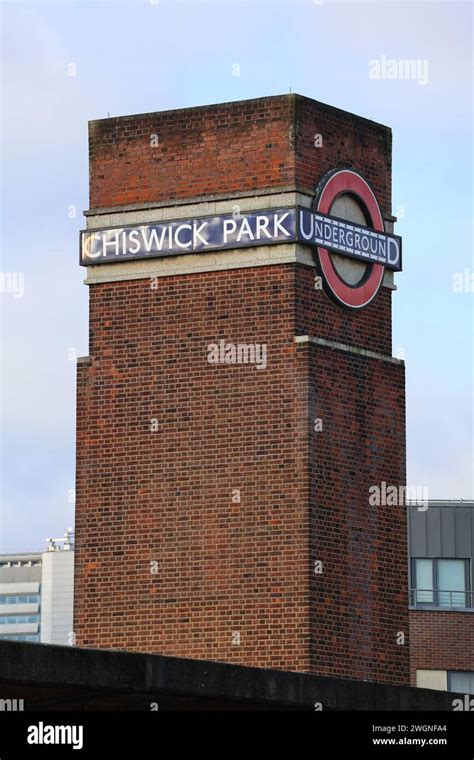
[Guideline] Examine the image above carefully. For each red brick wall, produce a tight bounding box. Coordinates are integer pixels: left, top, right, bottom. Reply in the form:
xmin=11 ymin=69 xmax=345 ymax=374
xmin=88 ymin=94 xmax=391 ymax=213
xmin=409 ymin=611 xmax=474 ymax=684
xmin=88 ymin=96 xmax=295 ymax=209
xmin=75 ymin=263 xmax=408 ymax=681
xmin=295 ymin=264 xmax=392 ymax=356
xmin=305 ymin=340 xmax=408 ymax=683
xmin=75 ymin=94 xmax=408 ymax=683
xmin=76 ymin=266 xmax=311 ymax=669
xmin=294 ymin=97 xmax=392 ymax=215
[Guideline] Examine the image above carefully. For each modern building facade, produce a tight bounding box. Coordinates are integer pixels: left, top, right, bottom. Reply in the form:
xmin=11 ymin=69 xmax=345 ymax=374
xmin=0 ymin=552 xmax=42 ymax=642
xmin=0 ymin=530 xmax=75 ymax=645
xmin=75 ymin=94 xmax=408 ymax=684
xmin=408 ymin=500 xmax=474 ymax=694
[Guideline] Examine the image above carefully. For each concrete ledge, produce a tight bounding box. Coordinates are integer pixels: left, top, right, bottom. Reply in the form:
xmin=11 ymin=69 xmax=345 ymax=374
xmin=0 ymin=641 xmax=461 ymax=711
xmin=84 ymin=246 xmax=395 ymax=290
xmin=84 ymin=244 xmax=314 ymax=284
xmin=85 ymin=189 xmax=312 ymax=226
xmin=409 ymin=606 xmax=474 ymax=614
xmin=295 ymin=335 xmax=404 ymax=365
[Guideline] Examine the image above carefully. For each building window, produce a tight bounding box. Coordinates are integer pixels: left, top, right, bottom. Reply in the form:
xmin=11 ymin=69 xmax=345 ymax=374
xmin=0 ymin=633 xmax=40 ymax=642
xmin=0 ymin=614 xmax=39 ymax=624
xmin=411 ymin=558 xmax=470 ymax=608
xmin=0 ymin=594 xmax=40 ymax=605
xmin=448 ymin=672 xmax=474 ymax=694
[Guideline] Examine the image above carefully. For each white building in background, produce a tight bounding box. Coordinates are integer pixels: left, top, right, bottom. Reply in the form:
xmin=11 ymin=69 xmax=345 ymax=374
xmin=0 ymin=529 xmax=74 ymax=645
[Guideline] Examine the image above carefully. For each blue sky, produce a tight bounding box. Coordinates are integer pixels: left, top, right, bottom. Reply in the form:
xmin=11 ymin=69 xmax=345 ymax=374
xmin=1 ymin=0 xmax=472 ymax=552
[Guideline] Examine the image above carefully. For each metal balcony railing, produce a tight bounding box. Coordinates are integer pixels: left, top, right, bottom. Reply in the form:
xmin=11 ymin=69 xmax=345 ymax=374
xmin=409 ymin=588 xmax=474 ymax=610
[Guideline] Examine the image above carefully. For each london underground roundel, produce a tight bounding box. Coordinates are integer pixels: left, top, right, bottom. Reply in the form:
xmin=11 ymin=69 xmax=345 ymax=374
xmin=314 ymin=169 xmax=386 ymax=309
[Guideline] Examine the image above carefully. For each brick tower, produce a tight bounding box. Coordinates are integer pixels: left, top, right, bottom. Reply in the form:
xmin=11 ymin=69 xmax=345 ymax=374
xmin=75 ymin=94 xmax=409 ymax=684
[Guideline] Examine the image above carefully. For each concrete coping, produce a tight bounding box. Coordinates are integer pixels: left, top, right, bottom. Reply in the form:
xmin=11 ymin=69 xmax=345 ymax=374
xmin=295 ymin=335 xmax=404 ymax=365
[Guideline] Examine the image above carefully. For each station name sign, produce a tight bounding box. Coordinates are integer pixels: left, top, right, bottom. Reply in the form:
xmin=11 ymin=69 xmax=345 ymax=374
xmin=80 ymin=207 xmax=402 ymax=272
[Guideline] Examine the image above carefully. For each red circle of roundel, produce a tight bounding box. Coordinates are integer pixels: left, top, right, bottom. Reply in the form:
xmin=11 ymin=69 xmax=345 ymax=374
xmin=316 ymin=169 xmax=385 ymax=309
